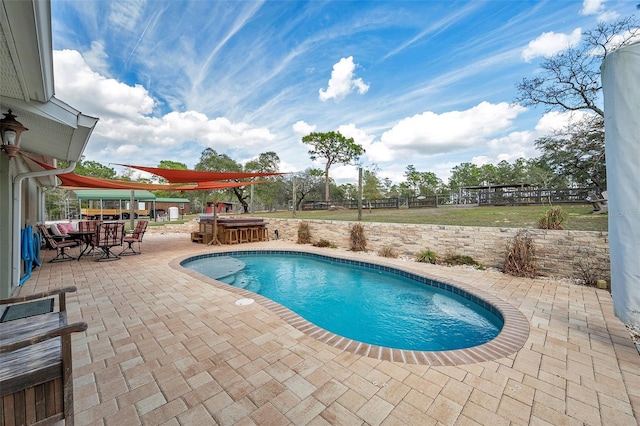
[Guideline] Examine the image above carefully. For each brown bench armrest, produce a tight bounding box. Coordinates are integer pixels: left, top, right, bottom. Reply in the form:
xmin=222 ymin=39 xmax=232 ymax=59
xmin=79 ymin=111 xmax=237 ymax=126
xmin=0 ymin=322 xmax=87 ymax=354
xmin=1 ymin=286 xmax=77 ymax=305
xmin=1 ymin=286 xmax=77 ymax=312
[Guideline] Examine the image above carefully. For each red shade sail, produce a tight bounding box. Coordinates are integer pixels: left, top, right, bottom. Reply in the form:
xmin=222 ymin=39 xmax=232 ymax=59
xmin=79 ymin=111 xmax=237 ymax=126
xmin=119 ymin=164 xmax=284 ymax=183
xmin=56 ymin=173 xmax=178 ymax=190
xmin=25 ymin=156 xmax=263 ymax=191
xmin=174 ymin=181 xmax=266 ymax=191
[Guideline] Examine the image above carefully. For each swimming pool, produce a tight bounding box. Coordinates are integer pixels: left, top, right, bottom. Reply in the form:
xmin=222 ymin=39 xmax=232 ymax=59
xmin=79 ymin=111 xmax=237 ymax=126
xmin=180 ymin=250 xmax=529 ymax=364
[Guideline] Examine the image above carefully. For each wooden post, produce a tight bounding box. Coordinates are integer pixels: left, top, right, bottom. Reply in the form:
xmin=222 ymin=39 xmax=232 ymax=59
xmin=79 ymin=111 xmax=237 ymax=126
xmin=208 ymin=202 xmax=222 ymax=246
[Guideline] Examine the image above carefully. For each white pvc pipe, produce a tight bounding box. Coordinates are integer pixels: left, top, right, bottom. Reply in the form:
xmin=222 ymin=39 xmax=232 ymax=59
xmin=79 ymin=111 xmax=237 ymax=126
xmin=12 ymin=161 xmax=77 ymax=289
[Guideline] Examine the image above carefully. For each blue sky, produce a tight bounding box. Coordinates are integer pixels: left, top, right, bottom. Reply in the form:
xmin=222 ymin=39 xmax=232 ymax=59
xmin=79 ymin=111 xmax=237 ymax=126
xmin=50 ymin=0 xmax=636 ymax=184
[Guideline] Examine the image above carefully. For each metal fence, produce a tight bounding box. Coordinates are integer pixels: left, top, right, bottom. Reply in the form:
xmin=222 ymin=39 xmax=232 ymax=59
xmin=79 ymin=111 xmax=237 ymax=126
xmin=301 ymin=198 xmax=400 ymax=210
xmin=296 ymin=188 xmax=597 ymax=210
xmin=476 ymin=187 xmax=595 ymax=206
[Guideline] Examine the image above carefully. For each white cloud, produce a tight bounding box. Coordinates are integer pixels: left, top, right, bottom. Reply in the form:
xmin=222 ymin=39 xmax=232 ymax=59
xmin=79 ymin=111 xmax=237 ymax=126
xmin=336 ymin=123 xmax=392 ymax=163
xmin=580 ymin=0 xmax=619 ymax=21
xmin=521 ymin=28 xmax=582 ymax=62
xmin=108 ymin=0 xmax=146 ymax=30
xmin=484 ymin=131 xmax=537 ymax=161
xmin=318 ymin=56 xmax=369 ymax=102
xmin=596 ymin=10 xmax=619 ymax=22
xmin=336 ymin=123 xmax=374 ymax=150
xmin=581 ymin=0 xmax=605 ymax=16
xmin=534 ymin=110 xmax=594 ymax=135
xmin=331 ymin=164 xmax=360 ymax=183
xmin=534 ymin=111 xmax=572 ymax=134
xmin=292 ymin=120 xmax=317 ymax=136
xmin=82 ymin=41 xmax=110 ymax=75
xmin=376 ymin=102 xmax=525 ymax=158
xmin=53 ymin=49 xmax=275 ymax=165
xmin=605 ymin=29 xmax=640 ymax=51
xmin=54 ymin=49 xmax=155 ymax=118
xmin=467 ymin=110 xmax=596 ymax=168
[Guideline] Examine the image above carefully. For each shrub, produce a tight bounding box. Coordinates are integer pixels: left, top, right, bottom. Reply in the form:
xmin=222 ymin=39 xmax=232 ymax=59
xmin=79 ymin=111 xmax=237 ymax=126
xmin=416 ymin=249 xmax=438 ymax=264
xmin=378 ymin=246 xmax=399 ymax=258
xmin=503 ymin=231 xmax=537 ymax=278
xmin=442 ymin=253 xmax=484 ymax=269
xmin=575 ymin=256 xmax=607 ymax=287
xmin=349 ymin=223 xmax=367 ymax=251
xmin=297 ymin=221 xmax=311 ymax=244
xmin=538 ymin=206 xmax=568 ymax=230
xmin=313 ymin=239 xmax=335 ymax=248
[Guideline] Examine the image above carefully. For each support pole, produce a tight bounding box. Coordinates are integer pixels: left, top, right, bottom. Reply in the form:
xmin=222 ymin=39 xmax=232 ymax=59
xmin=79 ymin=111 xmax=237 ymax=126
xmin=250 ymin=182 xmax=254 ymax=216
xmin=357 ymin=167 xmax=363 ymax=221
xmin=129 ymin=190 xmax=135 ymax=229
xmin=292 ymin=177 xmax=297 ymax=218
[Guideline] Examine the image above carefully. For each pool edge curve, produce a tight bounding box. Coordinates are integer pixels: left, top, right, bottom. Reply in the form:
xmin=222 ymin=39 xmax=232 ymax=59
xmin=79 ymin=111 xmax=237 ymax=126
xmin=171 ymin=248 xmax=530 ymax=366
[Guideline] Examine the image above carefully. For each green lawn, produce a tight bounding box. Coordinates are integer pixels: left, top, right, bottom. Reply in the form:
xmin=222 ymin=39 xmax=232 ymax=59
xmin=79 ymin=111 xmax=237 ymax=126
xmin=253 ymin=204 xmax=608 ymax=232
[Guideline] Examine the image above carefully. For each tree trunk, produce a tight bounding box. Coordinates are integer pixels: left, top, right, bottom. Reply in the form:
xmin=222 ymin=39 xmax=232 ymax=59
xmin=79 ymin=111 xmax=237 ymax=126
xmin=324 ymin=167 xmax=330 ymax=203
xmin=232 ymin=187 xmax=249 ymax=213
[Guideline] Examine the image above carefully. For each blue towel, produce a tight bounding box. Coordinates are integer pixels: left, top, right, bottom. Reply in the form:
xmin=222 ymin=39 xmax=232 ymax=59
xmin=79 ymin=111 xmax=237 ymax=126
xmin=33 ymin=231 xmax=41 ymax=267
xmin=19 ymin=226 xmax=40 ymax=285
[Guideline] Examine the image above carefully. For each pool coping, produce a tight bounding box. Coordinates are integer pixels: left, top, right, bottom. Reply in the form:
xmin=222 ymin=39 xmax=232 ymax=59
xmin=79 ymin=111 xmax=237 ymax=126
xmin=170 ymin=248 xmax=530 ymax=366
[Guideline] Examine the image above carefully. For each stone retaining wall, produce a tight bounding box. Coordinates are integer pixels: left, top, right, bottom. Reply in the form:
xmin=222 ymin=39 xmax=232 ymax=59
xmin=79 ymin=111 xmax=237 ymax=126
xmin=264 ymin=218 xmax=610 ymax=280
xmin=146 ymin=221 xmax=198 ymax=234
xmin=147 ymin=218 xmax=610 ymax=280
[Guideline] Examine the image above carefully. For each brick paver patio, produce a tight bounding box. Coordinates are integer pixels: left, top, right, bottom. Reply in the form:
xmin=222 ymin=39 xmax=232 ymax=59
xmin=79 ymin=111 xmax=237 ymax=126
xmin=18 ymin=232 xmax=639 ymax=425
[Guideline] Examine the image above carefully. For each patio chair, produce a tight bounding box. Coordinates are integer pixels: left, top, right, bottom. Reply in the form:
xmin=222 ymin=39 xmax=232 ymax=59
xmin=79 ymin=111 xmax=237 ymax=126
xmin=95 ymin=222 xmax=125 ymax=261
xmin=1 ymin=286 xmax=87 ymax=426
xmin=38 ymin=224 xmax=79 ymax=262
xmin=120 ymin=220 xmax=148 ymax=256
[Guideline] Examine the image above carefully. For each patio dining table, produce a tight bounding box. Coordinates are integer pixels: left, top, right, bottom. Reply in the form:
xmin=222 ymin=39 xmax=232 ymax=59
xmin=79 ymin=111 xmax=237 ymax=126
xmin=67 ymin=231 xmax=95 ymax=260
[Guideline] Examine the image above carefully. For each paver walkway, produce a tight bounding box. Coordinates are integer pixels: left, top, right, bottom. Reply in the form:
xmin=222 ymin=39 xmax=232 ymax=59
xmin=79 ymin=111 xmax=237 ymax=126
xmin=19 ymin=232 xmax=639 ymax=425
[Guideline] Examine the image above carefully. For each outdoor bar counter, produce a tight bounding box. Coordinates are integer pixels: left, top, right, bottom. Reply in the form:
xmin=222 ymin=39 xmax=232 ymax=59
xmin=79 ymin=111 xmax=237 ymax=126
xmin=193 ymin=216 xmax=269 ymax=244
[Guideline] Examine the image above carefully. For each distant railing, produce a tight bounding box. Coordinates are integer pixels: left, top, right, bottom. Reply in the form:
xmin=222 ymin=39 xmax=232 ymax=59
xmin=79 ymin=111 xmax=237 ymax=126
xmin=477 ymin=187 xmax=594 ymax=206
xmin=296 ymin=188 xmax=597 ymax=211
xmin=301 ymin=198 xmax=400 ymax=210
xmin=408 ymin=196 xmax=437 ymax=208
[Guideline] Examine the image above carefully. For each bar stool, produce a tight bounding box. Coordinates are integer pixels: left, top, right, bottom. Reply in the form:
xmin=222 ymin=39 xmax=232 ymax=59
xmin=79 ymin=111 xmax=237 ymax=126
xmin=238 ymin=227 xmax=249 ymax=243
xmin=249 ymin=227 xmax=261 ymax=242
xmin=261 ymin=227 xmax=269 ymax=241
xmin=226 ymin=228 xmax=239 ymax=244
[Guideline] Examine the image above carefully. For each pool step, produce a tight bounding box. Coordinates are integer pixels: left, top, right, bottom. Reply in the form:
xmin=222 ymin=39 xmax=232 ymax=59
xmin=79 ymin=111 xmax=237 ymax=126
xmin=207 ymin=256 xmax=246 ymax=280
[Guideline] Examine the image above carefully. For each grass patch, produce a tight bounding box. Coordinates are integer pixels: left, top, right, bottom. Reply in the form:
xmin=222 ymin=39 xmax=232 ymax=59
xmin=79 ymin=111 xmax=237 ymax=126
xmin=257 ymin=204 xmax=607 ymax=231
xmin=313 ymin=239 xmax=336 ymax=248
xmin=378 ymin=246 xmax=399 ymax=258
xmin=416 ymin=249 xmax=438 ymax=264
xmin=442 ymin=253 xmax=484 ymax=269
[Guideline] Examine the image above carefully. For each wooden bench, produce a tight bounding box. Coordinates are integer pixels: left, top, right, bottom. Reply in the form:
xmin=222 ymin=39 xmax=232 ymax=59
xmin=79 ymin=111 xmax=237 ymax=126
xmin=1 ymin=287 xmax=87 ymax=426
xmin=587 ymin=191 xmax=608 ymax=214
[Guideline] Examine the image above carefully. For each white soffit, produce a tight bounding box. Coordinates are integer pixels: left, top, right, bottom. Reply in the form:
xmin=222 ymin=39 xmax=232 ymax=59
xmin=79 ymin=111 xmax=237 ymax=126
xmin=0 ymin=0 xmax=53 ymax=102
xmin=1 ymin=96 xmax=98 ymax=162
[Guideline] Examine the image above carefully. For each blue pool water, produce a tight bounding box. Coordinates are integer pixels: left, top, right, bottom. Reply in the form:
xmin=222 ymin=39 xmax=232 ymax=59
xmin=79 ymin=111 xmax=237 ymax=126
xmin=183 ymin=252 xmax=503 ymax=351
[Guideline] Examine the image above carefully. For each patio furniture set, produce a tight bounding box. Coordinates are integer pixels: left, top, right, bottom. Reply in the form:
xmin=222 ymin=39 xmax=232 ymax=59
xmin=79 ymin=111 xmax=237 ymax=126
xmin=39 ymin=220 xmax=148 ymax=262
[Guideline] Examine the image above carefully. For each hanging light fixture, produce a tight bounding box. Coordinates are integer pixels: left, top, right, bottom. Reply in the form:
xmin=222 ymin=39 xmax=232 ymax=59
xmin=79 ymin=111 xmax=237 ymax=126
xmin=0 ymin=109 xmax=28 ymax=158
